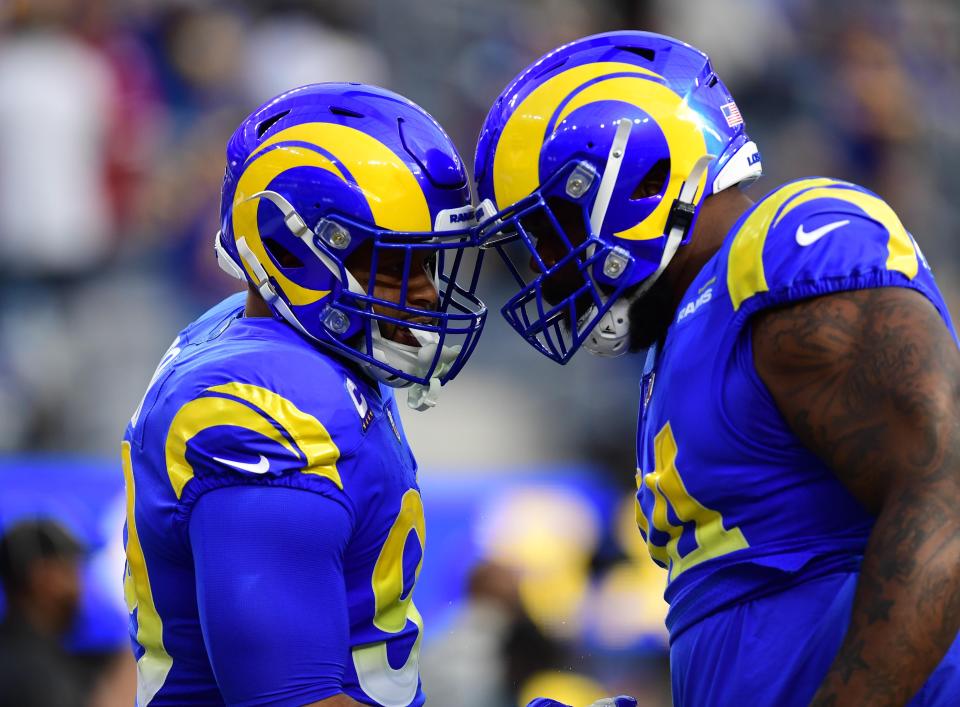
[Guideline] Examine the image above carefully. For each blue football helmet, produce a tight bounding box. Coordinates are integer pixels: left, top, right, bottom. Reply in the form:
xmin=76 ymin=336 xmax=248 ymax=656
xmin=216 ymin=83 xmax=486 ymax=409
xmin=473 ymin=31 xmax=762 ymax=362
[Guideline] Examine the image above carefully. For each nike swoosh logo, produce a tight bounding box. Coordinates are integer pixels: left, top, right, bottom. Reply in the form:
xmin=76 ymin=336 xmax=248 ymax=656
xmin=213 ymin=454 xmax=270 ymax=474
xmin=795 ymin=219 xmax=850 ymax=246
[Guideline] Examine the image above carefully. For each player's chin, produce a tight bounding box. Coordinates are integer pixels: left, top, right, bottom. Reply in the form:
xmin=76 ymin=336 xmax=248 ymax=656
xmin=383 ymin=325 xmax=421 ymax=348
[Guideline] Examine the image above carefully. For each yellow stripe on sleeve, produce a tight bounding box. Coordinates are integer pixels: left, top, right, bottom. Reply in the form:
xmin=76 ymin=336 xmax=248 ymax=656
xmin=164 ymin=384 xmax=342 ymax=499
xmin=772 ymin=185 xmax=918 ymax=279
xmin=727 ymin=178 xmax=837 ymax=311
xmin=165 ymin=395 xmax=297 ymax=498
xmin=208 ymin=383 xmax=342 ymax=489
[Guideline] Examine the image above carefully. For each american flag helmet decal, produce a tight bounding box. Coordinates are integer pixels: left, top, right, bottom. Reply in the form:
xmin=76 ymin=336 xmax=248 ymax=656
xmin=721 ymin=101 xmax=743 ymax=127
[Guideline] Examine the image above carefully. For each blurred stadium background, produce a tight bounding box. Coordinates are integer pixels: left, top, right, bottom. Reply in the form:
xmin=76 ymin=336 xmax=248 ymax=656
xmin=0 ymin=0 xmax=958 ymax=705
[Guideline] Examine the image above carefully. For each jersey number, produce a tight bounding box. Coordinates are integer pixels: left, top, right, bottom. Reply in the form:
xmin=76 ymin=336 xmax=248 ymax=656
xmin=638 ymin=422 xmax=748 ymax=580
xmin=122 ymin=441 xmax=173 ymax=705
xmin=352 ymin=488 xmax=425 ymax=707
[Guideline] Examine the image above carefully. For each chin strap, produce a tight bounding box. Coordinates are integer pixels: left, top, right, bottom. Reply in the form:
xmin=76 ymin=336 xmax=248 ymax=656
xmin=583 ymin=152 xmax=715 ymax=357
xmin=370 ymin=326 xmax=462 ymax=411
xmin=582 ymin=296 xmax=633 ymax=357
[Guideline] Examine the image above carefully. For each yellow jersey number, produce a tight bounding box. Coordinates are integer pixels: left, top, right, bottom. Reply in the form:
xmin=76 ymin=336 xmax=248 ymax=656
xmin=637 ymin=422 xmax=748 ymax=581
xmin=122 ymin=441 xmax=173 ymax=706
xmin=352 ymin=488 xmax=426 ymax=707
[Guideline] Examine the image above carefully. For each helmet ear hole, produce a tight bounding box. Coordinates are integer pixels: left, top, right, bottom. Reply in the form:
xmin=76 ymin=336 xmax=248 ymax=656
xmin=263 ymin=238 xmax=304 ymax=269
xmin=630 ymin=158 xmax=671 ymax=200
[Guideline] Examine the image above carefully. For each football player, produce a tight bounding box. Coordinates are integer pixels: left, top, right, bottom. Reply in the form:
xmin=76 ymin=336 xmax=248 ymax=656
xmin=121 ymin=83 xmax=487 ymax=706
xmin=473 ymin=31 xmax=960 ymax=706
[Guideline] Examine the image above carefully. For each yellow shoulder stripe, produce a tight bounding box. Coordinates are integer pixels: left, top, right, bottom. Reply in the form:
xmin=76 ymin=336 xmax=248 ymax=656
xmin=727 ymin=179 xmax=918 ymax=311
xmin=772 ymin=186 xmax=918 ymax=280
xmin=727 ymin=178 xmax=836 ymax=311
xmin=165 ymin=384 xmax=342 ymax=499
xmin=208 ymin=383 xmax=342 ymax=487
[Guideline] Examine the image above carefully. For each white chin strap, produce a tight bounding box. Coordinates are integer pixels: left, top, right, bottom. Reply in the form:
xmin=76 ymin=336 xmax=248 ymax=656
xmin=582 ymin=151 xmax=715 ymax=357
xmin=370 ymin=328 xmax=462 ymax=411
xmin=221 ymin=191 xmax=459 ymax=410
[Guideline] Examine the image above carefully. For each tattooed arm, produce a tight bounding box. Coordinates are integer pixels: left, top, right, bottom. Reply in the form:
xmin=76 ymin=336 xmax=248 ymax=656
xmin=752 ymin=286 xmax=960 ymax=706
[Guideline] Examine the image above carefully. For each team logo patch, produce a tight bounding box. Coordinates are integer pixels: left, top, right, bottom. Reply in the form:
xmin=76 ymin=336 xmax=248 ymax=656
xmin=345 ymin=377 xmax=375 ymax=432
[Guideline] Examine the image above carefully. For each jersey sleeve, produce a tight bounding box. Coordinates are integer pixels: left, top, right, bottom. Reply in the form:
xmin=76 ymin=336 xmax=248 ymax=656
xmin=190 ymin=485 xmax=352 ymax=706
xmin=727 ymin=178 xmax=942 ymax=319
xmin=160 ymin=345 xmax=367 ymax=531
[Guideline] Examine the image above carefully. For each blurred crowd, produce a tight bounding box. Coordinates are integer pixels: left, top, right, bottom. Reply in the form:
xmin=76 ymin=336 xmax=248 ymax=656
xmin=1 ymin=0 xmax=958 ymax=472
xmin=1 ymin=0 xmax=959 ymax=704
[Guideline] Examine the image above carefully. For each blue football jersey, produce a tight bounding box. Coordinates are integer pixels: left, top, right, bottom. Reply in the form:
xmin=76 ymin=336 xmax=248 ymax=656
xmin=121 ymin=293 xmax=426 ymax=706
xmin=636 ymin=177 xmax=958 ymax=636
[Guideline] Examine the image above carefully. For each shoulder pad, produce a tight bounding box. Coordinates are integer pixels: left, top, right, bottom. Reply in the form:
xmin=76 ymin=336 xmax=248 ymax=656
xmin=161 ymin=344 xmax=372 ymax=502
xmin=726 ymin=178 xmax=921 ymax=312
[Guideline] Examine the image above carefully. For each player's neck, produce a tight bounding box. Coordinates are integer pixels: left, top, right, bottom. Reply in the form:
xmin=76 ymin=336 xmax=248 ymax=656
xmin=663 ymin=187 xmax=755 ymax=309
xmin=244 ymin=287 xmax=272 ymax=317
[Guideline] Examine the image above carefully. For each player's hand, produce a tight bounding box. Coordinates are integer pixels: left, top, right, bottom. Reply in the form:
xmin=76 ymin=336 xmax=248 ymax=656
xmin=525 ymin=696 xmax=637 ymax=707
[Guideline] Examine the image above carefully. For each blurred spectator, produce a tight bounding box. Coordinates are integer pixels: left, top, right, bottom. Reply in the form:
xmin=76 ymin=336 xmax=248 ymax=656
xmin=0 ymin=458 xmax=135 ymax=707
xmin=0 ymin=0 xmax=118 ymax=450
xmin=0 ymin=0 xmax=115 ymax=275
xmin=242 ymin=6 xmax=390 ymax=104
xmin=421 ymin=561 xmax=565 ymax=707
xmin=0 ymin=519 xmax=86 ymax=707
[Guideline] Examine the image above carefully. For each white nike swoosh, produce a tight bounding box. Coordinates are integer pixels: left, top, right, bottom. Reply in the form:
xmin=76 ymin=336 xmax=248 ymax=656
xmin=213 ymin=454 xmax=270 ymax=474
xmin=795 ymin=219 xmax=850 ymax=246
